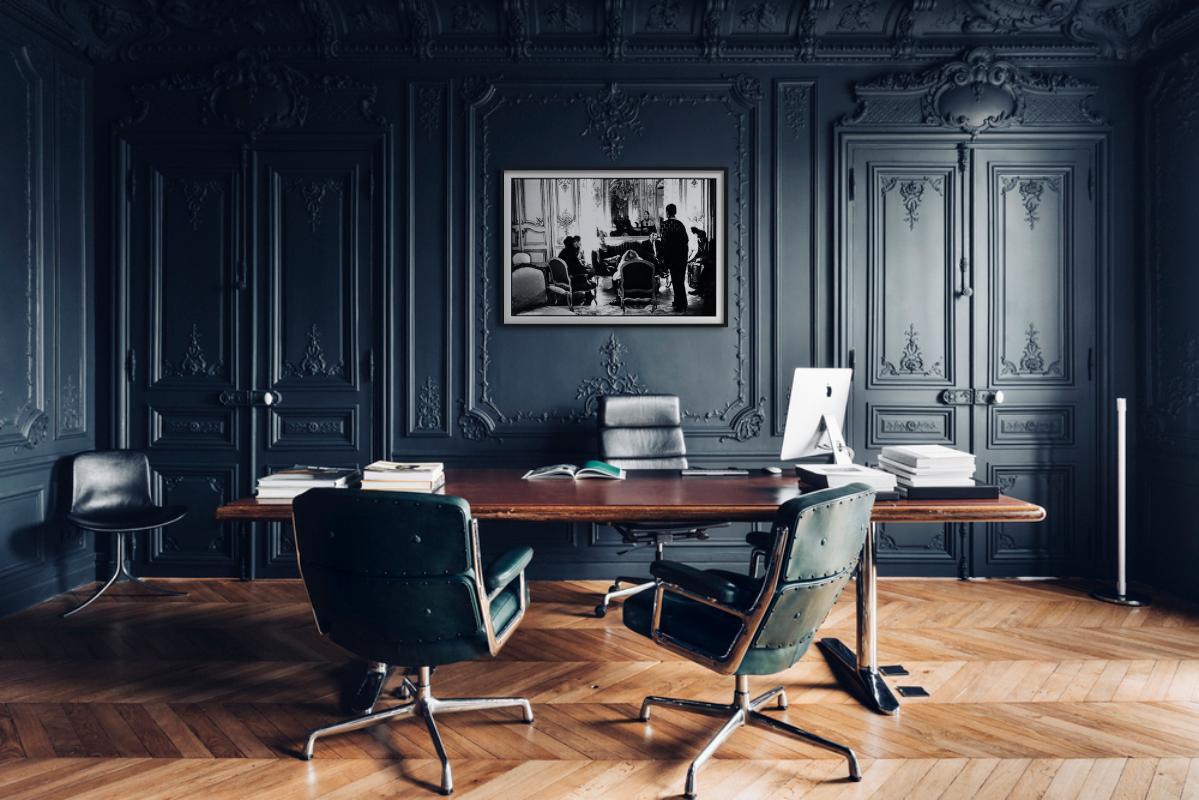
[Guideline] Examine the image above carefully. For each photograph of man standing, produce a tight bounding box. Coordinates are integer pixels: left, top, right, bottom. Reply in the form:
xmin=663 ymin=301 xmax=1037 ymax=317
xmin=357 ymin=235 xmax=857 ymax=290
xmin=659 ymin=203 xmax=690 ymax=312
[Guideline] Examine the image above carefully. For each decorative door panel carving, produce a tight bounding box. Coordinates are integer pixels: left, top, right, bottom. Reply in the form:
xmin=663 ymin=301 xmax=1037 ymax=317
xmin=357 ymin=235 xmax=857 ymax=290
xmin=991 ymin=168 xmax=1073 ymax=385
xmin=870 ymin=166 xmax=958 ymax=386
xmin=256 ymin=146 xmax=376 ymax=463
xmin=123 ymin=140 xmax=248 ymax=575
xmin=970 ymin=144 xmax=1096 ymax=575
xmin=845 ymin=138 xmax=1099 ymax=577
xmin=847 ymin=143 xmax=969 ymax=575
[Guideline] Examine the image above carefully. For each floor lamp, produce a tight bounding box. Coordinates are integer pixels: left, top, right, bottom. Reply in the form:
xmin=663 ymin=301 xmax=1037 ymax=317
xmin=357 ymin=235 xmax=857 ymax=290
xmin=1091 ymin=397 xmax=1151 ymax=606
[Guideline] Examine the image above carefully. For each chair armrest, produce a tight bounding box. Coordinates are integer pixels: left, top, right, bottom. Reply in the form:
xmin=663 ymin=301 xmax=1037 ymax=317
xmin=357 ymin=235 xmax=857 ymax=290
xmin=484 ymin=546 xmax=533 ymax=600
xmin=745 ymin=530 xmax=773 ymax=551
xmin=650 ymin=560 xmax=740 ymax=605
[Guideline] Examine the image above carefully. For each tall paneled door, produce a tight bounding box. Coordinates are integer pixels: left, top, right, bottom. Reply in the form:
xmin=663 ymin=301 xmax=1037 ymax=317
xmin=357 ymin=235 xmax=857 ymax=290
xmin=119 ymin=136 xmax=383 ymax=577
xmin=844 ymin=137 xmax=1099 ymax=577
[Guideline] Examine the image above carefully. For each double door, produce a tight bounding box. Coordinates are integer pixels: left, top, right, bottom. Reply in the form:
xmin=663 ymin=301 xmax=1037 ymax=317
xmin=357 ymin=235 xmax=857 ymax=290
xmin=844 ymin=137 xmax=1099 ymax=577
xmin=119 ymin=136 xmax=382 ymax=577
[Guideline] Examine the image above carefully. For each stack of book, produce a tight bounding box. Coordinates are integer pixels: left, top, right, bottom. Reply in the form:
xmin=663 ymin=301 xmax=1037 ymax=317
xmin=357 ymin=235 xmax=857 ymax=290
xmin=255 ymin=466 xmax=360 ymax=500
xmin=361 ymin=461 xmax=446 ymax=492
xmin=878 ymin=445 xmax=997 ymax=499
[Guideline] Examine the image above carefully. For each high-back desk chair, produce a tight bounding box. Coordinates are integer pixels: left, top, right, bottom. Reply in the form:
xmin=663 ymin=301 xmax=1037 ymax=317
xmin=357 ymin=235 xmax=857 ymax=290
xmin=594 ymin=394 xmax=728 ymax=617
xmin=293 ymin=489 xmax=535 ymax=795
xmin=623 ymin=484 xmax=874 ymax=798
xmin=63 ymin=450 xmax=189 ymax=618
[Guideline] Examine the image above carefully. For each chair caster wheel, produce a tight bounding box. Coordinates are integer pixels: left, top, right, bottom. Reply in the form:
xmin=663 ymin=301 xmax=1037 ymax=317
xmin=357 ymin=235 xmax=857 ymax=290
xmin=594 ymin=604 xmax=607 ymax=618
xmin=607 ymin=583 xmax=621 ymax=593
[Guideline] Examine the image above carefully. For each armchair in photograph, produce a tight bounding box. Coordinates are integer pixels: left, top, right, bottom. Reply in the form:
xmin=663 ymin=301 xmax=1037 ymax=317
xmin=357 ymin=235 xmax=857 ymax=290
xmin=545 ymin=257 xmax=595 ymax=310
xmin=616 ymin=259 xmax=657 ymax=313
xmin=593 ymin=395 xmax=729 ymax=617
xmin=293 ymin=489 xmax=534 ymax=796
xmin=623 ymin=485 xmax=875 ymax=798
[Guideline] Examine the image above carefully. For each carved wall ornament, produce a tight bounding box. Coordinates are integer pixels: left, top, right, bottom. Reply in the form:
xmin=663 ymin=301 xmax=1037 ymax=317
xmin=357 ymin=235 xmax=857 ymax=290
xmin=288 ymin=176 xmax=342 ymax=232
xmin=725 ymin=73 xmax=763 ymax=104
xmin=836 ymin=0 xmax=877 ymax=31
xmin=543 ymin=2 xmax=583 ymax=32
xmin=12 ymin=413 xmax=48 ymax=453
xmin=702 ymin=0 xmax=725 ymax=60
xmin=738 ymin=1 xmax=779 ymax=32
xmin=164 ymin=418 xmax=223 ymax=435
xmin=506 ymin=0 xmax=532 ymax=60
xmin=163 ymin=323 xmax=223 ymax=378
xmin=843 ymin=47 xmax=1102 ymax=133
xmin=999 ymin=417 xmax=1063 ymax=435
xmin=720 ymin=398 xmax=767 ymax=442
xmin=60 ymin=375 xmax=82 ymax=433
xmin=645 ymin=0 xmax=682 ymax=30
xmin=172 ymin=178 xmax=220 ymax=231
xmin=283 ymin=323 xmax=345 ymax=378
xmin=283 ymin=419 xmax=342 ymax=434
xmin=416 ymin=375 xmax=443 ymax=431
xmin=781 ymin=84 xmax=810 ymax=139
xmin=457 ymin=405 xmax=498 ymax=441
xmin=121 ymin=49 xmax=388 ymax=135
xmin=581 ymin=83 xmax=646 ymax=160
xmin=417 ymin=85 xmax=444 ymax=140
xmin=881 ymin=175 xmax=943 ymax=230
xmin=1001 ymin=175 xmax=1061 ymax=230
xmin=1000 ymin=323 xmax=1062 ymax=377
xmin=574 ymin=334 xmax=649 ymax=417
xmin=1148 ymin=337 xmax=1199 ymax=439
xmin=881 ymin=323 xmax=945 ymax=377
xmin=881 ymin=418 xmax=941 ymax=433
xmin=451 ymin=2 xmax=486 ymax=31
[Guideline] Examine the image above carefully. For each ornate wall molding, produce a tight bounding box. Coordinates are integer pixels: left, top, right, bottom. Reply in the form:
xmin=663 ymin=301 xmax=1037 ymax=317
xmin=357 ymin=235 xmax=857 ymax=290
xmin=415 ymin=376 xmax=443 ymax=431
xmin=162 ymin=323 xmax=223 ymax=379
xmin=881 ymin=323 xmax=945 ymax=377
xmin=843 ymin=47 xmax=1102 ymax=134
xmin=1000 ymin=323 xmax=1062 ymax=377
xmin=288 ymin=176 xmax=342 ymax=232
xmin=117 ymin=49 xmax=388 ymax=137
xmin=463 ymin=76 xmax=761 ymax=442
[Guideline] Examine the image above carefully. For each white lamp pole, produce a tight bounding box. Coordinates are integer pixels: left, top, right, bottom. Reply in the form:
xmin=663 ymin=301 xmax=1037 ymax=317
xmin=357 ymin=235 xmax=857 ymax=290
xmin=1092 ymin=397 xmax=1150 ymax=606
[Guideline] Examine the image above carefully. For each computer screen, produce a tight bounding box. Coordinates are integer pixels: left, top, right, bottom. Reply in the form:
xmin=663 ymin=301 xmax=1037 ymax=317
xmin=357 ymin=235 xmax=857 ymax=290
xmin=780 ymin=368 xmax=852 ymax=461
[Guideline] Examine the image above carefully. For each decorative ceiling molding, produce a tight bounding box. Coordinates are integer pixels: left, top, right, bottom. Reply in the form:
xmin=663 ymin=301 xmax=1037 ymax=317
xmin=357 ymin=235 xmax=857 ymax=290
xmin=842 ymin=47 xmax=1103 ymax=133
xmin=35 ymin=0 xmax=1194 ymax=64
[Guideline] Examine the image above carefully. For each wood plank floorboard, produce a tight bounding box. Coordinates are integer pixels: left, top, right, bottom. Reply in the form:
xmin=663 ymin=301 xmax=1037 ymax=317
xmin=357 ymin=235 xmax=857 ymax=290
xmin=0 ymin=578 xmax=1196 ymax=798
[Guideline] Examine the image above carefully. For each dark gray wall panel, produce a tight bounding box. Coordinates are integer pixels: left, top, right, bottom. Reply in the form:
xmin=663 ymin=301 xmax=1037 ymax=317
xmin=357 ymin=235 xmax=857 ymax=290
xmin=0 ymin=10 xmax=94 ymax=618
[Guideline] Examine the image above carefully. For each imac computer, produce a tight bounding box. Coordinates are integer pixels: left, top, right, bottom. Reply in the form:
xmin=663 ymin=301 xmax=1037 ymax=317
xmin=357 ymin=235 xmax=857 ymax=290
xmin=780 ymin=368 xmax=854 ymax=465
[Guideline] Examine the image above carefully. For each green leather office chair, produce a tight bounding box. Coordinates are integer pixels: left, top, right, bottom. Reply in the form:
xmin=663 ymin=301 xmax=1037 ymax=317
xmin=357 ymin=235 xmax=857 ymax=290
xmin=622 ymin=484 xmax=874 ymax=798
xmin=292 ymin=489 xmax=534 ymax=795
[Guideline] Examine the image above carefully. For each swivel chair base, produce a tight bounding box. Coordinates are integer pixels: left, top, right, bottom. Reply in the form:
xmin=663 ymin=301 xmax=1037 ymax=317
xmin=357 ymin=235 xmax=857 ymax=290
xmin=62 ymin=531 xmax=187 ymax=618
xmin=639 ymin=675 xmax=861 ymax=798
xmin=304 ymin=666 xmax=533 ymax=795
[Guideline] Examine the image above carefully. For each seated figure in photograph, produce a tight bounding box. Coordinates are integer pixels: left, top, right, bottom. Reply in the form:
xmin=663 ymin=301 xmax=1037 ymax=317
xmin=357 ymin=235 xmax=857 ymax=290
xmin=557 ymin=235 xmax=594 ymax=304
xmin=659 ymin=204 xmax=690 ymax=312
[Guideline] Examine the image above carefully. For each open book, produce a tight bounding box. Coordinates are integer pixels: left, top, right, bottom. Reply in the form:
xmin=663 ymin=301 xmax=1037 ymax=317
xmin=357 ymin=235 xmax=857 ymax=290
xmin=522 ymin=460 xmax=625 ymax=480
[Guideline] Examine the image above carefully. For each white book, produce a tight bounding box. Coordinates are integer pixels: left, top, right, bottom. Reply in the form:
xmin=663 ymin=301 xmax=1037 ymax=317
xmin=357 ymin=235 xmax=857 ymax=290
xmin=796 ymin=464 xmax=897 ymax=491
xmin=363 ymin=461 xmax=444 ymax=479
xmin=877 ymin=455 xmax=975 ymax=479
xmin=895 ymin=475 xmax=978 ymax=488
xmin=362 ymin=476 xmax=446 ymax=492
xmin=879 ymin=445 xmax=976 ymax=469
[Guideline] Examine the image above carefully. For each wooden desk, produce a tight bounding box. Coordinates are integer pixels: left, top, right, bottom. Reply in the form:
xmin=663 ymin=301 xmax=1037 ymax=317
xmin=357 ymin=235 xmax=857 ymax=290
xmin=216 ymin=468 xmax=1045 ymax=716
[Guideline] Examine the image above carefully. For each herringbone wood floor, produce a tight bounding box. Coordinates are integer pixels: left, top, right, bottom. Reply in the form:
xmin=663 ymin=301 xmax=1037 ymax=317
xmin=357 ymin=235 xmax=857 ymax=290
xmin=1 ymin=578 xmax=1198 ymax=799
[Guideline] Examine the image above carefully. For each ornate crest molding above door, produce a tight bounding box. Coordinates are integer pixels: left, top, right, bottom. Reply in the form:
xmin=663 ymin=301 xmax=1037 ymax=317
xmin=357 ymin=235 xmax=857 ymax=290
xmin=842 ymin=47 xmax=1103 ymax=133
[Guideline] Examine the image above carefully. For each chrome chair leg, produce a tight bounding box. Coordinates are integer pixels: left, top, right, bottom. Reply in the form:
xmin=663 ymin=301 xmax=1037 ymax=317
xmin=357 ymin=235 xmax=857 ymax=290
xmin=749 ymin=710 xmax=861 ymax=780
xmin=304 ymin=665 xmax=533 ymax=795
xmin=595 ymin=579 xmax=655 ymax=617
xmin=423 ymin=710 xmax=452 ymax=795
xmin=431 ymin=696 xmax=534 ymax=722
xmin=638 ymin=677 xmax=859 ymax=797
xmin=63 ymin=531 xmax=187 ymax=617
xmin=750 ymin=685 xmax=788 ymax=710
xmin=640 ymin=696 xmax=733 ymax=722
xmin=303 ymin=702 xmax=416 ymax=759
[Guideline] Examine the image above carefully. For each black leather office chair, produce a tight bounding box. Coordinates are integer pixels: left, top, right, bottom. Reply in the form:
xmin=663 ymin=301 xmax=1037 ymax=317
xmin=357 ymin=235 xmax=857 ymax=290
xmin=292 ymin=489 xmax=534 ymax=795
xmin=623 ymin=484 xmax=874 ymax=798
xmin=593 ymin=394 xmax=728 ymax=617
xmin=62 ymin=450 xmax=188 ymax=618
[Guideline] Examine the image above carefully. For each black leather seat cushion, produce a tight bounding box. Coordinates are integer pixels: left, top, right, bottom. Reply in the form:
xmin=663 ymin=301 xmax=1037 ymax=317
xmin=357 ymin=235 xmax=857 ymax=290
xmin=68 ymin=505 xmax=188 ymax=532
xmin=623 ymin=587 xmax=744 ymax=661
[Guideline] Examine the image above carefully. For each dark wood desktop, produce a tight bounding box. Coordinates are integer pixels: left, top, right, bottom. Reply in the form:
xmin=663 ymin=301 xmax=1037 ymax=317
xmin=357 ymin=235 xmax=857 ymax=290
xmin=215 ymin=469 xmax=1045 ymax=716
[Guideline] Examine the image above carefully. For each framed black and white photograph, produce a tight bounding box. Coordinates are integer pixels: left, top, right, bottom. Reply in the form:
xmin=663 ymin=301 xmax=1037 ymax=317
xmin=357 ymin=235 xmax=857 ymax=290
xmin=503 ymin=170 xmax=725 ymax=325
